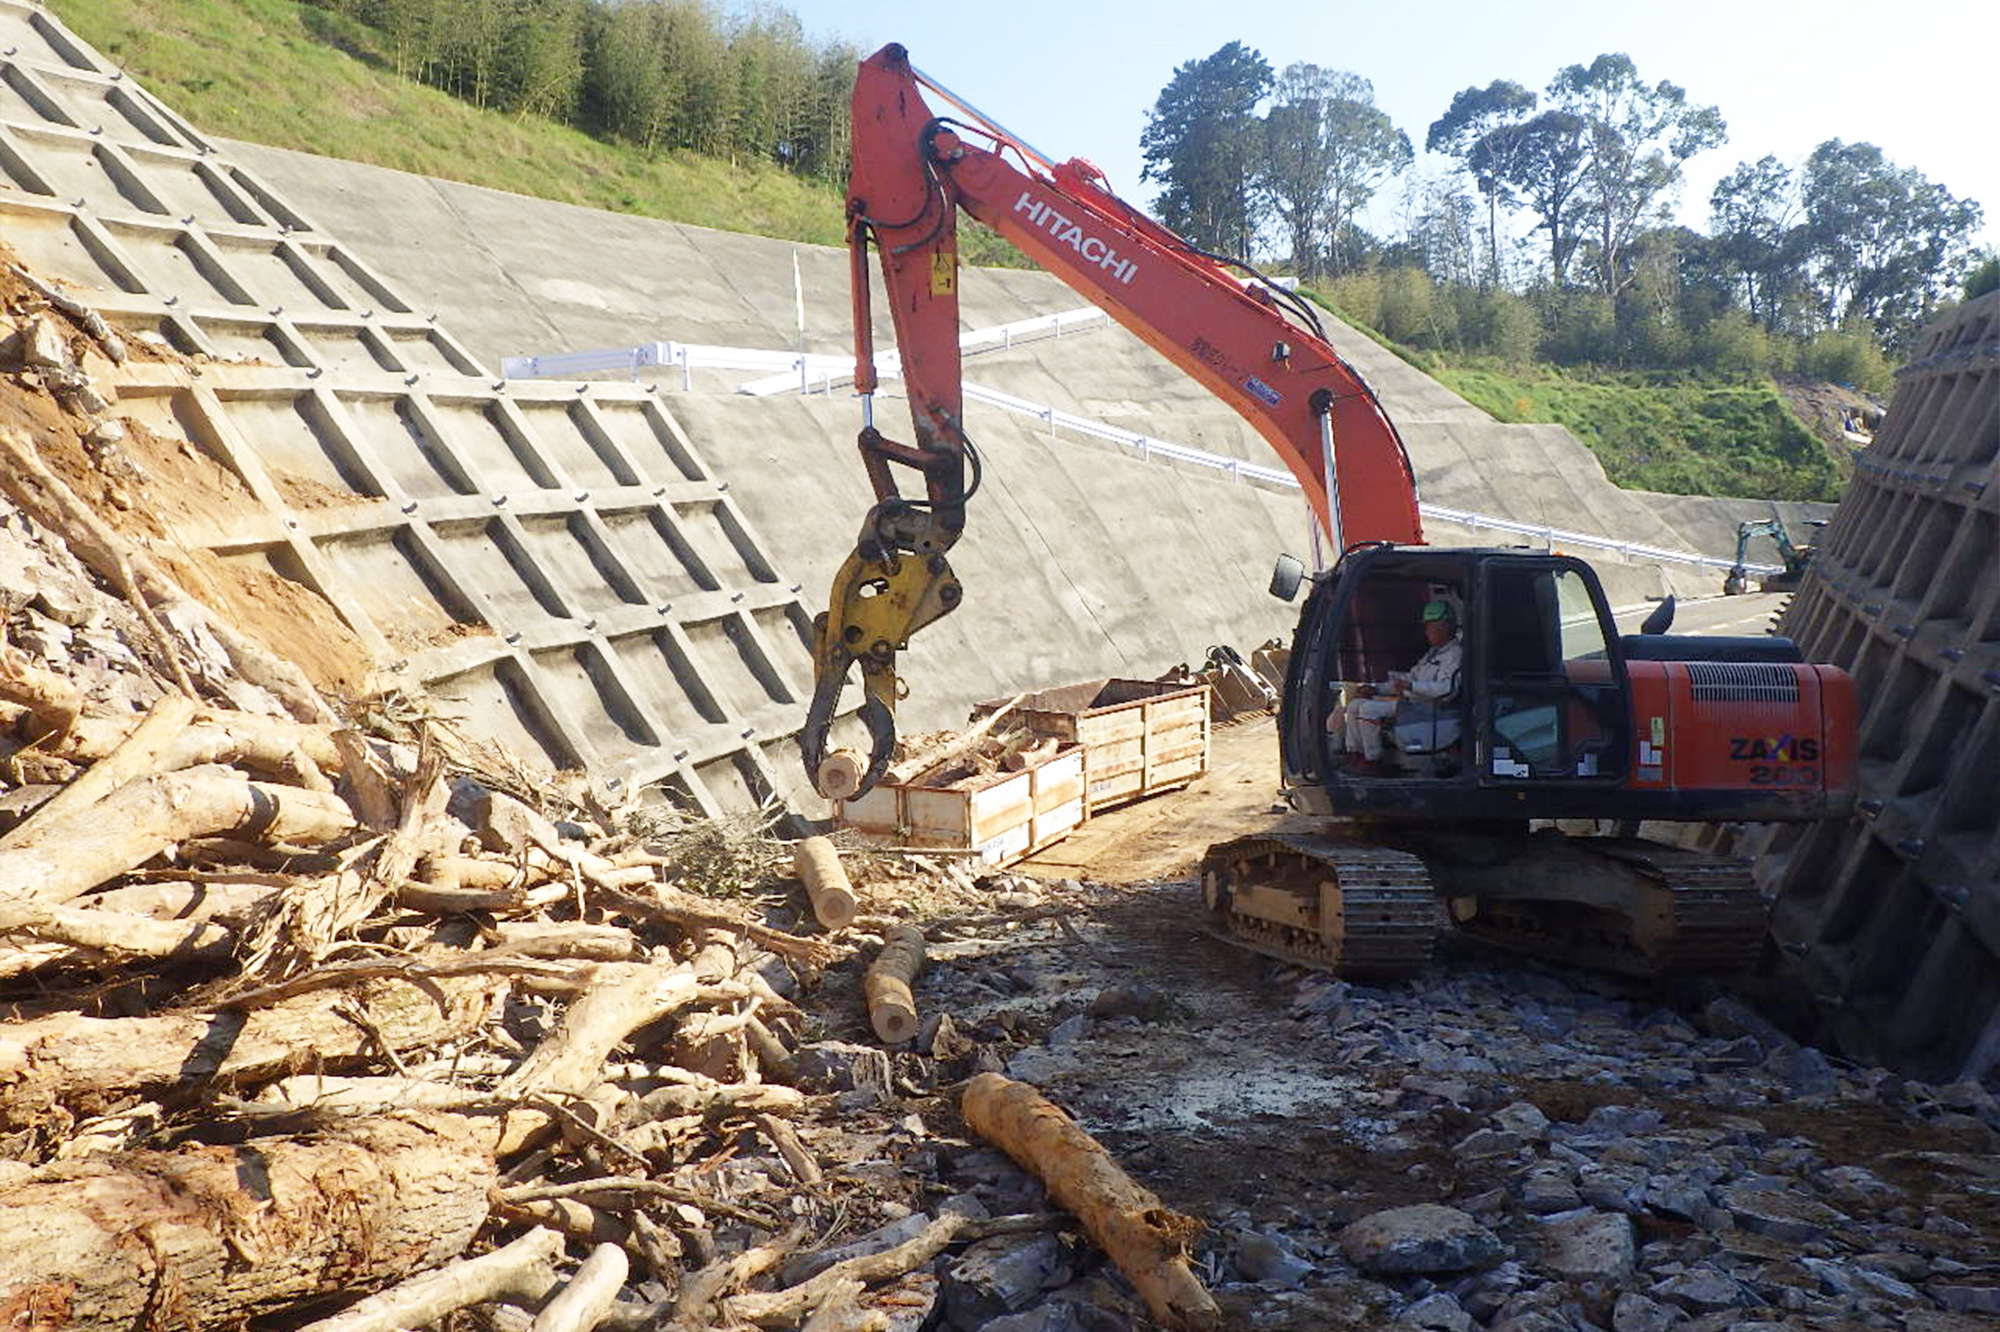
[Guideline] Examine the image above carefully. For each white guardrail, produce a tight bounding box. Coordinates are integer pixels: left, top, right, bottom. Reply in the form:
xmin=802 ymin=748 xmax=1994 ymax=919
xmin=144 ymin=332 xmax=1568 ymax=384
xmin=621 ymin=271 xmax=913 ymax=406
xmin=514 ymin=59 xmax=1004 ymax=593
xmin=501 ymin=314 xmax=1778 ymax=577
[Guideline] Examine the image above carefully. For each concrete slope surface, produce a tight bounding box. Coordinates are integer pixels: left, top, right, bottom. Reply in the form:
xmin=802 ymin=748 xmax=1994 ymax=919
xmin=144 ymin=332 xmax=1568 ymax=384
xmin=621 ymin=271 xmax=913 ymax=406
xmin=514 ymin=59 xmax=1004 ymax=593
xmin=0 ymin=2 xmax=818 ymax=815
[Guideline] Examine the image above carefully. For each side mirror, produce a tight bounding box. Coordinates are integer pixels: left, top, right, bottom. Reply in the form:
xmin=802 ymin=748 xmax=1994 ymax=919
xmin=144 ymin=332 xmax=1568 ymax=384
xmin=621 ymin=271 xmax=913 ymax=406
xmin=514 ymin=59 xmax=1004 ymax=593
xmin=1639 ymin=594 xmax=1676 ymax=636
xmin=1269 ymin=554 xmax=1305 ymax=603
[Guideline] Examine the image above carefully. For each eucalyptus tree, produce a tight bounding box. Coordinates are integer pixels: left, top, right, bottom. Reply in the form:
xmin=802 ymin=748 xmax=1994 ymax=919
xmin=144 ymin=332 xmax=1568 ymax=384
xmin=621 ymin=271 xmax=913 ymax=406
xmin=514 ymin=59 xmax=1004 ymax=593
xmin=1547 ymin=53 xmax=1726 ymax=299
xmin=1140 ymin=42 xmax=1273 ymax=258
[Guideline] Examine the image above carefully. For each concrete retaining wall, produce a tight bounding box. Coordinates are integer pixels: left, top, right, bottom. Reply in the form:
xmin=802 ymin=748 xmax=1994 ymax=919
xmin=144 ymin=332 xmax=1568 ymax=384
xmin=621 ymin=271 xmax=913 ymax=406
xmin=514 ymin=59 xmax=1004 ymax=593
xmin=1751 ymin=290 xmax=2000 ymax=1080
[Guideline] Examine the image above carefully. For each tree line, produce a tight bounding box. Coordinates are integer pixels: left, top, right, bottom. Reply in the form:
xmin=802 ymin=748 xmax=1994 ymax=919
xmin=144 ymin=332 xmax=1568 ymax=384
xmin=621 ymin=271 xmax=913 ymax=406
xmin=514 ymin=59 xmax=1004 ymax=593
xmin=1139 ymin=43 xmax=1987 ymax=367
xmin=305 ymin=0 xmax=857 ymax=182
xmin=296 ymin=4 xmax=1983 ymax=377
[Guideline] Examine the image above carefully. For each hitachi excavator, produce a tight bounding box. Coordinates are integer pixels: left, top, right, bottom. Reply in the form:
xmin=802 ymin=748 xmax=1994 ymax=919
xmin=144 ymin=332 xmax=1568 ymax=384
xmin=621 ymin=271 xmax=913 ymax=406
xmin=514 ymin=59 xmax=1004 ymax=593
xmin=801 ymin=44 xmax=1858 ymax=979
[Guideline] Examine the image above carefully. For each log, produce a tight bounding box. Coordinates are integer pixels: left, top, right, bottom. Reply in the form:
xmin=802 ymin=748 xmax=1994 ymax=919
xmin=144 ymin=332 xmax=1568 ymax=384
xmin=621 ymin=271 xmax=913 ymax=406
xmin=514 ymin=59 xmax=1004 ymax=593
xmin=1001 ymin=736 xmax=1060 ymax=772
xmin=165 ymin=712 xmax=344 ymax=779
xmin=83 ymin=875 xmax=286 ymax=923
xmin=495 ymin=1176 xmax=781 ymax=1233
xmin=723 ymin=1213 xmax=967 ymax=1328
xmin=961 ymin=1073 xmax=1220 ymax=1331
xmin=885 ymin=694 xmax=1023 ymax=787
xmin=0 ymin=642 xmax=83 ymax=741
xmin=531 ymin=1244 xmax=629 ymax=1332
xmin=671 ymin=1237 xmax=788 ymax=1326
xmin=493 ymin=1197 xmax=631 ymax=1248
xmin=0 ymin=897 xmax=233 ymax=978
xmin=744 ymin=1015 xmax=797 ymax=1083
xmin=489 ymin=921 xmax=644 ymax=963
xmin=598 ymin=884 xmax=833 ymax=969
xmin=493 ymin=943 xmax=742 ymax=1154
xmin=291 ymin=1228 xmax=565 ymax=1332
xmin=0 ymin=692 xmax=197 ymax=851
xmin=0 ymin=971 xmax=504 ymax=1127
xmin=792 ymin=837 xmax=858 ymax=931
xmin=257 ymin=1074 xmax=493 ymax=1114
xmin=754 ymin=1111 xmax=822 ymax=1185
xmin=398 ymin=879 xmax=526 ymax=914
xmin=814 ymin=747 xmax=868 ymax=801
xmin=0 ymin=1113 xmax=496 ymax=1332
xmin=635 ymin=1079 xmax=805 ymax=1120
xmin=799 ymin=1284 xmax=889 ymax=1332
xmin=862 ymin=925 xmax=925 ymax=1045
xmin=0 ymin=766 xmax=356 ymax=907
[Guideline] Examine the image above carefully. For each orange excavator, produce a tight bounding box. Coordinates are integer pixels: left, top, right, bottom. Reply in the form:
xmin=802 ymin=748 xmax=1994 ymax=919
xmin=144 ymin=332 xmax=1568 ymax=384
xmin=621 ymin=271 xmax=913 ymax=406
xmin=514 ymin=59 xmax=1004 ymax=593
xmin=802 ymin=45 xmax=1857 ymax=978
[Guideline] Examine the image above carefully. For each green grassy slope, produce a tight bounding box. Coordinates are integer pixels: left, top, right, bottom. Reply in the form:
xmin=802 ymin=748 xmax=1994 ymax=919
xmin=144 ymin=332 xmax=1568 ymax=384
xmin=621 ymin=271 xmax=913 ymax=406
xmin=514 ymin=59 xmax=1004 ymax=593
xmin=1433 ymin=363 xmax=1842 ymax=503
xmin=50 ymin=0 xmax=849 ymax=244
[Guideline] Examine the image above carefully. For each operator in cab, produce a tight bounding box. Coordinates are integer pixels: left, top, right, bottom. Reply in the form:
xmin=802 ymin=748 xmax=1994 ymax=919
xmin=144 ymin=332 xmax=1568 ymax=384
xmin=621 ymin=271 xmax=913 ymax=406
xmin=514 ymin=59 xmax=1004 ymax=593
xmin=1328 ymin=599 xmax=1463 ymax=773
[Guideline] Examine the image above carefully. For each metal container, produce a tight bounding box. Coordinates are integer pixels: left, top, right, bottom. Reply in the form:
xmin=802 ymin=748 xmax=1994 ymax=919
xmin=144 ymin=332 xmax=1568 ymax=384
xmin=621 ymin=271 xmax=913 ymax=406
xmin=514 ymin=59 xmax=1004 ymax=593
xmin=977 ymin=679 xmax=1210 ymax=815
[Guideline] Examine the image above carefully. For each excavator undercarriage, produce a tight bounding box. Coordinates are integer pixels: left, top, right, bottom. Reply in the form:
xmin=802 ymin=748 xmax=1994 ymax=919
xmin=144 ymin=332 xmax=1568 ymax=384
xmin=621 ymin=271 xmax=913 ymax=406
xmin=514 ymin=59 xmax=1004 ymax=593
xmin=1202 ymin=827 xmax=1768 ymax=981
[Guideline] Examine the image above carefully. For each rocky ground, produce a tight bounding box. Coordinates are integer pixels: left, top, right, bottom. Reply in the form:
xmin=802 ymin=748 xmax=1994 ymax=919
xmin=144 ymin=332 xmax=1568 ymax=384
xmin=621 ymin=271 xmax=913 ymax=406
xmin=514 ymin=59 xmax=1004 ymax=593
xmin=810 ymin=847 xmax=2000 ymax=1331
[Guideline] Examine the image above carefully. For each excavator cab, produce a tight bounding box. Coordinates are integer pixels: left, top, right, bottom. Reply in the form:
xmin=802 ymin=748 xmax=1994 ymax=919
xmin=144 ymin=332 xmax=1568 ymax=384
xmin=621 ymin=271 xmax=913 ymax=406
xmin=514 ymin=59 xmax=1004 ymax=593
xmin=1279 ymin=545 xmax=1635 ymax=818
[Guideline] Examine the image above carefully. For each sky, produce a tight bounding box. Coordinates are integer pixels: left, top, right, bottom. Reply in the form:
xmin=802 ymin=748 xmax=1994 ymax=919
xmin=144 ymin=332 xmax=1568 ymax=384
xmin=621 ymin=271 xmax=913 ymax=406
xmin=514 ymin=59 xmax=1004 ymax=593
xmin=780 ymin=0 xmax=1999 ymax=260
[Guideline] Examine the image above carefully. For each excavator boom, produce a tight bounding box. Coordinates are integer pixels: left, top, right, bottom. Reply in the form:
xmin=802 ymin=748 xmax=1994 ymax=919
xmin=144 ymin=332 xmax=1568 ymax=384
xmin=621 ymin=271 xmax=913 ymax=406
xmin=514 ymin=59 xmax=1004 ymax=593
xmin=804 ymin=44 xmax=1419 ymax=796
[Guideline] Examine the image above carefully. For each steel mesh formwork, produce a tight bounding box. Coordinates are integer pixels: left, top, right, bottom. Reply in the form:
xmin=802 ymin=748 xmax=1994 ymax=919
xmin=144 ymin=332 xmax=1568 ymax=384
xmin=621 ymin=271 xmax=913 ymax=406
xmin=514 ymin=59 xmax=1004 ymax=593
xmin=1757 ymin=288 xmax=2000 ymax=1082
xmin=0 ymin=1 xmax=826 ymax=816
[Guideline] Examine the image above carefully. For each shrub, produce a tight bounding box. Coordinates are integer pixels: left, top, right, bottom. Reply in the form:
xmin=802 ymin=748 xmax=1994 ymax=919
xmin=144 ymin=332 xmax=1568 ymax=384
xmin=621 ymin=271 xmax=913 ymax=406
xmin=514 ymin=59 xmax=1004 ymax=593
xmin=1322 ymin=270 xmax=1383 ymax=335
xmin=1966 ymin=256 xmax=2000 ymax=301
xmin=1536 ymin=289 xmax=1616 ymax=365
xmin=1378 ymin=267 xmax=1446 ymax=347
xmin=1692 ymin=309 xmax=1772 ymax=377
xmin=1799 ymin=322 xmax=1893 ymax=395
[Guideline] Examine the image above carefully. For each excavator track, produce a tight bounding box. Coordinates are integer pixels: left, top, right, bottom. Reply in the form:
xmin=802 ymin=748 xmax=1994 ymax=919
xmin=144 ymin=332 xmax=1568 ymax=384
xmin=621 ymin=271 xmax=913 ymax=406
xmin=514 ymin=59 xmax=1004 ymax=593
xmin=1446 ymin=840 xmax=1766 ymax=978
xmin=1200 ymin=833 xmax=1438 ymax=978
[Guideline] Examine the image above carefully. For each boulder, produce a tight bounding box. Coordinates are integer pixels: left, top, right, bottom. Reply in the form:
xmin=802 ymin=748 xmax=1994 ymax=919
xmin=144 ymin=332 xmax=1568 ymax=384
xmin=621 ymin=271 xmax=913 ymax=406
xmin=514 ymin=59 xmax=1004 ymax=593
xmin=1542 ymin=1210 xmax=1636 ymax=1282
xmin=1338 ymin=1204 xmax=1503 ymax=1276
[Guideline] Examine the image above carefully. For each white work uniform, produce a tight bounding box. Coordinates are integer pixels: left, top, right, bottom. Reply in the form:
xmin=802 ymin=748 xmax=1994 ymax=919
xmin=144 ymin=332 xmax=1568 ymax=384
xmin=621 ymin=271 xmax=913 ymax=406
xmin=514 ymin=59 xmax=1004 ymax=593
xmin=1335 ymin=634 xmax=1462 ymax=760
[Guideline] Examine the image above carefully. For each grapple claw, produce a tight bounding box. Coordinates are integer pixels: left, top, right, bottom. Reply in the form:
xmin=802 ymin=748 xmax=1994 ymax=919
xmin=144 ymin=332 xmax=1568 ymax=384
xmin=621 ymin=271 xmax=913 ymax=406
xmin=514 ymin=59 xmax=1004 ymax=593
xmin=802 ymin=516 xmax=963 ymax=801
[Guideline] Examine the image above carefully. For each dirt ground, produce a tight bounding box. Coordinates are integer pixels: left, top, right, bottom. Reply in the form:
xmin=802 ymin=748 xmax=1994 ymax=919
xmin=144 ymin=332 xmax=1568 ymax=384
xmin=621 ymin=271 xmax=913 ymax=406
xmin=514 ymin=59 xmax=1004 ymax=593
xmin=911 ymin=714 xmax=2000 ymax=1330
xmin=1014 ymin=718 xmax=1286 ymax=885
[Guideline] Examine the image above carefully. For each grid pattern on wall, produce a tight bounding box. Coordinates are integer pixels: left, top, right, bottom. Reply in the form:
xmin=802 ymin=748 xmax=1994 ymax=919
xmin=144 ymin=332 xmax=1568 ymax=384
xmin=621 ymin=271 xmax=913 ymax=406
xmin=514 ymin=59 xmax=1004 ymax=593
xmin=1758 ymin=287 xmax=2000 ymax=1081
xmin=0 ymin=1 xmax=822 ymax=815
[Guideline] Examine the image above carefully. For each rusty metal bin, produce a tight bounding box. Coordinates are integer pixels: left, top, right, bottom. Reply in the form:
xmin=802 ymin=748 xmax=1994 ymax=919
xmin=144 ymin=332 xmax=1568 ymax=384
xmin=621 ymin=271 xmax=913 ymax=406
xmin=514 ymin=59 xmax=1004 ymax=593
xmin=975 ymin=679 xmax=1209 ymax=815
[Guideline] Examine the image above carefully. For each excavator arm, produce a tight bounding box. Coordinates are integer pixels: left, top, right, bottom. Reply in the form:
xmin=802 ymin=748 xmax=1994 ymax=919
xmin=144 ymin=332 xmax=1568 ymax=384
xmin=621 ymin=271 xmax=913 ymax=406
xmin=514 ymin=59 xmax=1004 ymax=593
xmin=802 ymin=43 xmax=1423 ymax=798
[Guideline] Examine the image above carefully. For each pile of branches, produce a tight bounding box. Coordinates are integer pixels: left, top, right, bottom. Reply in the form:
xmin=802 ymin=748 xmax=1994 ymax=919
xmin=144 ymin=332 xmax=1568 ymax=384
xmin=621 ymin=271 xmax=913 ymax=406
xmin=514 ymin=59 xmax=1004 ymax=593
xmin=0 ymin=656 xmax=986 ymax=1330
xmin=0 ymin=259 xmax=1222 ymax=1330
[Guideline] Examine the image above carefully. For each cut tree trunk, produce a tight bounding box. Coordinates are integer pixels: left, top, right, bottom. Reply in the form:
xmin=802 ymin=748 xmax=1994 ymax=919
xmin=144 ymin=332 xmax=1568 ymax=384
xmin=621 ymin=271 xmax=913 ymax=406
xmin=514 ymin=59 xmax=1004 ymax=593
xmin=792 ymin=837 xmax=857 ymax=931
xmin=885 ymin=695 xmax=1022 ymax=787
xmin=0 ymin=766 xmax=357 ymax=907
xmin=862 ymin=926 xmax=925 ymax=1044
xmin=813 ymin=749 xmax=867 ymax=801
xmin=0 ymin=1113 xmax=495 ymax=1332
xmin=961 ymin=1073 xmax=1220 ymax=1331
xmin=0 ymin=972 xmax=505 ymax=1127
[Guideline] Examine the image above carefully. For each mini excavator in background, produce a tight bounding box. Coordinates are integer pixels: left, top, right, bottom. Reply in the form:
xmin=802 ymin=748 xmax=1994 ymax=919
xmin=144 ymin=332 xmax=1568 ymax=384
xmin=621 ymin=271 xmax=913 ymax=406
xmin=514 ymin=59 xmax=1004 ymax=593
xmin=801 ymin=44 xmax=1858 ymax=980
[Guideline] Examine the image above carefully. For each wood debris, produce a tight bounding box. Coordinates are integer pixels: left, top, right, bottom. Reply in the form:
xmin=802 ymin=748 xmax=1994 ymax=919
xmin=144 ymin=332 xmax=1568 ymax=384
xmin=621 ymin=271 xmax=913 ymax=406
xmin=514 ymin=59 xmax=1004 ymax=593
xmin=0 ymin=254 xmax=1205 ymax=1332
